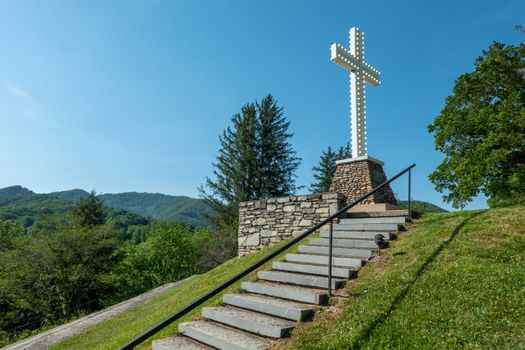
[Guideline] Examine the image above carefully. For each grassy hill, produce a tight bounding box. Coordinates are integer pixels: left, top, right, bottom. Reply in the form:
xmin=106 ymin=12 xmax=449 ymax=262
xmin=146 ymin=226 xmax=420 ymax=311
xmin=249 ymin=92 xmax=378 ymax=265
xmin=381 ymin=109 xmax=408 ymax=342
xmin=49 ymin=207 xmax=525 ymax=350
xmin=51 ymin=189 xmax=212 ymax=228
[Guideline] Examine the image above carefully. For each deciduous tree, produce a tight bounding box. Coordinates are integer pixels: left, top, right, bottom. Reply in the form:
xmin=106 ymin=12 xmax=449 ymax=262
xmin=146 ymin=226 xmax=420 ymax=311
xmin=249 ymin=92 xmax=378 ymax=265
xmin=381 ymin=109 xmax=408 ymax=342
xmin=428 ymin=41 xmax=525 ymax=208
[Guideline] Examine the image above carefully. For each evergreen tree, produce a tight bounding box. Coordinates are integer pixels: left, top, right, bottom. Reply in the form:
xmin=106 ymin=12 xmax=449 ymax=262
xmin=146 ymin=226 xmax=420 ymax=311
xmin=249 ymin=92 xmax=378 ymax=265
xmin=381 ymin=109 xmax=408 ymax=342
xmin=256 ymin=95 xmax=301 ymax=198
xmin=200 ymin=94 xmax=301 ymax=260
xmin=202 ymin=104 xmax=259 ymax=227
xmin=71 ymin=190 xmax=105 ymax=227
xmin=310 ymin=144 xmax=351 ymax=193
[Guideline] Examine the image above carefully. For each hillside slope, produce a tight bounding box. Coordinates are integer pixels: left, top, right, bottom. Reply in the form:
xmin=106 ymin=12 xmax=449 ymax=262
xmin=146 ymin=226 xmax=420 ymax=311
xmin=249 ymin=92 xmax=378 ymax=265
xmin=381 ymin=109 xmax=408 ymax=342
xmin=278 ymin=207 xmax=525 ymax=349
xmin=49 ymin=207 xmax=525 ymax=350
xmin=0 ymin=186 xmax=151 ymax=238
xmin=51 ymin=190 xmax=212 ymax=227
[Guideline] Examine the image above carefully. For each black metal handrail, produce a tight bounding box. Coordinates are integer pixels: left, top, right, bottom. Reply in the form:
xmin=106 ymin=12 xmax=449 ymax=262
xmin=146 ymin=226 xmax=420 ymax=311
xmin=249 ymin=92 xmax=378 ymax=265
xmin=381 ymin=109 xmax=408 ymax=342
xmin=118 ymin=163 xmax=415 ymax=349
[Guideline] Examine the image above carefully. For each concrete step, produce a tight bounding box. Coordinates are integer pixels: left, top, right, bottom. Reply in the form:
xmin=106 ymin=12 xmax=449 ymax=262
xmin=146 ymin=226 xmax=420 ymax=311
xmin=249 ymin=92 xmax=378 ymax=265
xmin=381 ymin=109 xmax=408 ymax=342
xmin=152 ymin=336 xmax=212 ymax=350
xmin=297 ymin=245 xmax=373 ymax=258
xmin=272 ymin=261 xmax=356 ymax=279
xmin=223 ymin=293 xmax=314 ymax=321
xmin=242 ymin=281 xmax=329 ymax=305
xmin=257 ymin=270 xmax=346 ymax=289
xmin=319 ymin=231 xmax=394 ymax=240
xmin=179 ymin=320 xmax=270 ymax=350
xmin=340 ymin=216 xmax=407 ymax=224
xmin=346 ymin=209 xmax=409 ymax=218
xmin=202 ymin=306 xmax=295 ymax=338
xmin=331 ymin=223 xmax=400 ymax=232
xmin=310 ymin=237 xmax=379 ymax=249
xmin=285 ymin=253 xmax=364 ymax=268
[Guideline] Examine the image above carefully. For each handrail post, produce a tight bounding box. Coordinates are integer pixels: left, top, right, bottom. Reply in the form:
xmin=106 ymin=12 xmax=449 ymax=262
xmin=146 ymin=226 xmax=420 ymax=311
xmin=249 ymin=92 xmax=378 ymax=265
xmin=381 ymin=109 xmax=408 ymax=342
xmin=408 ymin=168 xmax=412 ymax=220
xmin=328 ymin=219 xmax=333 ymax=297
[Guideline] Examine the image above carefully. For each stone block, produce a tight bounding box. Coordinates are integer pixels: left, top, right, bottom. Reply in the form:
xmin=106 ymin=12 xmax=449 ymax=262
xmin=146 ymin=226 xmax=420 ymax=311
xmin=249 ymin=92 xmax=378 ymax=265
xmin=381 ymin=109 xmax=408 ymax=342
xmin=253 ymin=218 xmax=266 ymax=225
xmin=222 ymin=293 xmax=314 ymax=321
xmin=260 ymin=230 xmax=272 ymax=238
xmin=241 ymin=282 xmax=329 ymax=305
xmin=299 ymin=219 xmax=312 ymax=227
xmin=315 ymin=207 xmax=329 ymax=214
xmin=179 ymin=321 xmax=270 ymax=350
xmin=238 ymin=232 xmax=260 ymax=247
xmin=202 ymin=306 xmax=294 ymax=338
xmin=266 ymin=204 xmax=277 ymax=211
xmin=300 ymin=201 xmax=312 ymax=208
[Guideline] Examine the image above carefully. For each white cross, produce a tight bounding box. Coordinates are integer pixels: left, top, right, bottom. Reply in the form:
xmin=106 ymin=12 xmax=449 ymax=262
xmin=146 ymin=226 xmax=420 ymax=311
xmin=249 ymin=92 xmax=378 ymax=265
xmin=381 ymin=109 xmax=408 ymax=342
xmin=330 ymin=27 xmax=381 ymax=158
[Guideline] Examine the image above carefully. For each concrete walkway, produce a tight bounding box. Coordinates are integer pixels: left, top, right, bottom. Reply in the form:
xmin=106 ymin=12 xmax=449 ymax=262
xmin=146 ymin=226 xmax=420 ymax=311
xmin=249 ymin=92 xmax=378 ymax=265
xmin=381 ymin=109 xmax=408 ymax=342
xmin=2 ymin=276 xmax=195 ymax=350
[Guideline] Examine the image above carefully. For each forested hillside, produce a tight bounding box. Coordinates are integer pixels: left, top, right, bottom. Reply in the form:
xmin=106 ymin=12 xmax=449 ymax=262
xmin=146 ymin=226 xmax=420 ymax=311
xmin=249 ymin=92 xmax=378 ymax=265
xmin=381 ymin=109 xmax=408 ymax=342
xmin=0 ymin=186 xmax=151 ymax=240
xmin=52 ymin=189 xmax=212 ymax=227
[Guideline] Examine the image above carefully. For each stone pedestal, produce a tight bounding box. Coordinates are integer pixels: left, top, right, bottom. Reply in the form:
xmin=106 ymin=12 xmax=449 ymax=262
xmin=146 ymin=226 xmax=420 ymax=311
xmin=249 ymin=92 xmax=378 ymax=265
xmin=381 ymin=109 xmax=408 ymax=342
xmin=329 ymin=156 xmax=398 ymax=206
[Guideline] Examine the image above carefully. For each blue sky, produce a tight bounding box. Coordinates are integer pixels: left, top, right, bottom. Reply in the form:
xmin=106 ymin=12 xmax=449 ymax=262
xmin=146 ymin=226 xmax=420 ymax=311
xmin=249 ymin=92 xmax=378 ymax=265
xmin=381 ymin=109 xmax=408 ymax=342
xmin=0 ymin=0 xmax=523 ymax=210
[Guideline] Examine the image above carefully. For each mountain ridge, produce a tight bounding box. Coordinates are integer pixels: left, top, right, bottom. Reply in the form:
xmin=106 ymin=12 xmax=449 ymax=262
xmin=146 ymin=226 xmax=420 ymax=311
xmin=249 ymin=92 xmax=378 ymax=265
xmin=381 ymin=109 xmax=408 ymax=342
xmin=0 ymin=186 xmax=212 ymax=228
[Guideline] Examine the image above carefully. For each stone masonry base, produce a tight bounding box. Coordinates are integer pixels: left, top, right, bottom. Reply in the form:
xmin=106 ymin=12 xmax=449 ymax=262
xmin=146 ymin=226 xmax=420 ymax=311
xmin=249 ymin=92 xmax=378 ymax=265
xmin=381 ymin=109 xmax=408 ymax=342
xmin=329 ymin=156 xmax=397 ymax=205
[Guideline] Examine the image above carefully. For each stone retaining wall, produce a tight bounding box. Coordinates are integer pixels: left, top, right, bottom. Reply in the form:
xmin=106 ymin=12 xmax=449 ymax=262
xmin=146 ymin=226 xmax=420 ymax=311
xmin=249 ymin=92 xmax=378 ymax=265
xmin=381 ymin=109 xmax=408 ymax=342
xmin=238 ymin=192 xmax=346 ymax=256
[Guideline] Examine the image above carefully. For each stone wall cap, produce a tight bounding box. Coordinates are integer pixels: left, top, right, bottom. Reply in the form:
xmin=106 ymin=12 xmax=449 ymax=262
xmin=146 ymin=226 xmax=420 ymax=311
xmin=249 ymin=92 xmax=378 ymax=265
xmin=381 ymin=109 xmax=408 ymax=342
xmin=238 ymin=191 xmax=346 ymax=206
xmin=321 ymin=192 xmax=346 ymax=200
xmin=335 ymin=155 xmax=384 ymax=166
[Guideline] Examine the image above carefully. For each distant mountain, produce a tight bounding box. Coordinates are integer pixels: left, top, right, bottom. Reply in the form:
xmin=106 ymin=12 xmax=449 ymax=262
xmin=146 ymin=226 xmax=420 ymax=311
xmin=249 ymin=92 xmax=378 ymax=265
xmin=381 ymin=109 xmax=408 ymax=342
xmin=50 ymin=189 xmax=89 ymax=202
xmin=398 ymin=200 xmax=447 ymax=214
xmin=50 ymin=190 xmax=212 ymax=228
xmin=0 ymin=185 xmax=34 ymax=196
xmin=0 ymin=187 xmax=151 ymax=238
xmin=0 ymin=186 xmax=72 ymax=226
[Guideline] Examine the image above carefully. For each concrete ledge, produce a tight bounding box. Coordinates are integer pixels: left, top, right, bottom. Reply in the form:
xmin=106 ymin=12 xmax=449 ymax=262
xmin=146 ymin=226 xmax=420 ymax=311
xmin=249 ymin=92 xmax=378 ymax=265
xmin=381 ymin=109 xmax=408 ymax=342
xmin=335 ymin=155 xmax=384 ymax=166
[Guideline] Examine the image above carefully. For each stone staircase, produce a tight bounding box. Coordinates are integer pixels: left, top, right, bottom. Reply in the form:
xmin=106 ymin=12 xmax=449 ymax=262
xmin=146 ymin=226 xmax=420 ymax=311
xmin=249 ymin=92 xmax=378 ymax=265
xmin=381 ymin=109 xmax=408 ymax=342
xmin=152 ymin=214 xmax=408 ymax=350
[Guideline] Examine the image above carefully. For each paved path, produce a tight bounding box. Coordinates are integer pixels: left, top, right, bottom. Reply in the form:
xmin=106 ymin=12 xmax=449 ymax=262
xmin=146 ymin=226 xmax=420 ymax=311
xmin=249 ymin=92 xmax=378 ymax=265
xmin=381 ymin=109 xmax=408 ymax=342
xmin=2 ymin=276 xmax=195 ymax=350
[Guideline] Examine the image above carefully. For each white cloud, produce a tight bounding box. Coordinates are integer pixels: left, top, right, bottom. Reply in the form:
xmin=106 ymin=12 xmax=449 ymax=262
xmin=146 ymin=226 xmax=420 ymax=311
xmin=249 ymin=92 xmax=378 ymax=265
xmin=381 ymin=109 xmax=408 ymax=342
xmin=3 ymin=82 xmax=34 ymax=102
xmin=2 ymin=81 xmax=62 ymax=129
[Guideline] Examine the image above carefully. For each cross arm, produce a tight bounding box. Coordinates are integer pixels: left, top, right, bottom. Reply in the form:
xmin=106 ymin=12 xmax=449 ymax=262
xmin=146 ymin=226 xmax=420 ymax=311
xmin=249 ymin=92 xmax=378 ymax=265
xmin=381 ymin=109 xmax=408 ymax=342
xmin=330 ymin=43 xmax=381 ymax=86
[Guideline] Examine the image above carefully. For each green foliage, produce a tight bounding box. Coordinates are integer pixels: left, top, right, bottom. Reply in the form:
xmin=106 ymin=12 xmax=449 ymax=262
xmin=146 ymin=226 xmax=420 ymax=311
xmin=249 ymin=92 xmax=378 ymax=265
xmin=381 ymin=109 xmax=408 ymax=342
xmin=71 ymin=190 xmax=105 ymax=228
xmin=0 ymin=220 xmax=24 ymax=252
xmin=0 ymin=224 xmax=121 ymax=344
xmin=0 ymin=187 xmax=152 ymax=240
xmin=201 ymin=94 xmax=300 ymax=262
xmin=256 ymin=95 xmax=301 ymax=197
xmin=0 ymin=186 xmax=33 ymax=196
xmin=52 ymin=190 xmax=213 ymax=228
xmin=428 ymin=41 xmax=525 ymax=208
xmin=310 ymin=144 xmax=351 ymax=193
xmin=202 ymin=94 xmax=300 ymax=211
xmin=104 ymin=222 xmax=211 ymax=303
xmin=397 ymin=200 xmax=448 ymax=216
xmin=0 ymin=188 xmax=73 ymax=230
xmin=0 ymin=188 xmax=217 ymax=344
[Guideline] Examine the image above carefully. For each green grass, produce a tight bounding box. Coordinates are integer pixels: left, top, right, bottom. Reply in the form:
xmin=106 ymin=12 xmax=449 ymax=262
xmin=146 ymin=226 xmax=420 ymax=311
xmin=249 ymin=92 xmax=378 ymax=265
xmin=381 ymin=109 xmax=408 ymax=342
xmin=50 ymin=239 xmax=301 ymax=350
xmin=52 ymin=208 xmax=525 ymax=349
xmin=277 ymin=208 xmax=525 ymax=349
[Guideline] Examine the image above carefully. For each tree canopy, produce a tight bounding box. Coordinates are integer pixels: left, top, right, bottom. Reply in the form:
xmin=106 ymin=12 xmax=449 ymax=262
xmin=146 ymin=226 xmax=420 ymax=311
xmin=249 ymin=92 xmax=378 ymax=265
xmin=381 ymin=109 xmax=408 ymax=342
xmin=310 ymin=144 xmax=351 ymax=193
xmin=200 ymin=94 xmax=301 ymax=262
xmin=428 ymin=41 xmax=525 ymax=208
xmin=71 ymin=190 xmax=105 ymax=227
xmin=202 ymin=94 xmax=301 ymax=226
